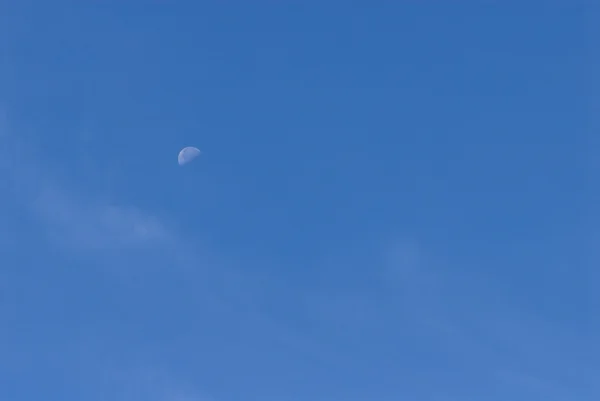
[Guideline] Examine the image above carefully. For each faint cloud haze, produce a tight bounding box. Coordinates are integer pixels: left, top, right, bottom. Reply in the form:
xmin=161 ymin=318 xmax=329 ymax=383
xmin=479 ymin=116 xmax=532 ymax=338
xmin=384 ymin=237 xmax=421 ymax=281
xmin=377 ymin=238 xmax=593 ymax=401
xmin=32 ymin=184 xmax=170 ymax=251
xmin=0 ymin=124 xmax=173 ymax=254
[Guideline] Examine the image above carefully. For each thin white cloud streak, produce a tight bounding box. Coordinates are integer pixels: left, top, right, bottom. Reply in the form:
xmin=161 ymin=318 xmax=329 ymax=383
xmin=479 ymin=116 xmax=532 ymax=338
xmin=0 ymin=127 xmax=172 ymax=255
xmin=32 ymin=184 xmax=170 ymax=251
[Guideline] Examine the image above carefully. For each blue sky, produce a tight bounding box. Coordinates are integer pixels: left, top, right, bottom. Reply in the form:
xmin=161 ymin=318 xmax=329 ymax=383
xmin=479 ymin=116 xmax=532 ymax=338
xmin=0 ymin=2 xmax=594 ymax=401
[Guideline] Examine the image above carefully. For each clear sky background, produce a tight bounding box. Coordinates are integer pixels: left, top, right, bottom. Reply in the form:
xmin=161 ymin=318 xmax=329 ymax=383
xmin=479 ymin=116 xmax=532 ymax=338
xmin=1 ymin=2 xmax=594 ymax=401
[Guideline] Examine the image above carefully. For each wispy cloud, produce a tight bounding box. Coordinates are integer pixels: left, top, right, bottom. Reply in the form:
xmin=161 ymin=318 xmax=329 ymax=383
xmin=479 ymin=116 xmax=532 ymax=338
xmin=31 ymin=184 xmax=170 ymax=251
xmin=0 ymin=128 xmax=172 ymax=255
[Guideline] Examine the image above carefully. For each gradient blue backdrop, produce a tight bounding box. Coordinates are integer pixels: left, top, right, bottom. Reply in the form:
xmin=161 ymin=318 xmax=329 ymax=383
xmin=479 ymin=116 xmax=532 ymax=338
xmin=1 ymin=2 xmax=593 ymax=401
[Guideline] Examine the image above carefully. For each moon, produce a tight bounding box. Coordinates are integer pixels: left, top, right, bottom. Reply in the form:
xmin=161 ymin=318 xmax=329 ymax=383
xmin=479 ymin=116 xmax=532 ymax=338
xmin=178 ymin=146 xmax=201 ymax=165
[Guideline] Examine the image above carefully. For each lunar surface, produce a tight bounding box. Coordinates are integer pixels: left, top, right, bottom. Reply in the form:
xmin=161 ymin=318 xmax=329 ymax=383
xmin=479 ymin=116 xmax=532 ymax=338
xmin=178 ymin=146 xmax=200 ymax=165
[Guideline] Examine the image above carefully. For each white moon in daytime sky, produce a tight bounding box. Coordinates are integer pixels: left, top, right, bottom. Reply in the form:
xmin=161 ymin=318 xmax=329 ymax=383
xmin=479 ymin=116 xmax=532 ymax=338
xmin=178 ymin=146 xmax=201 ymax=165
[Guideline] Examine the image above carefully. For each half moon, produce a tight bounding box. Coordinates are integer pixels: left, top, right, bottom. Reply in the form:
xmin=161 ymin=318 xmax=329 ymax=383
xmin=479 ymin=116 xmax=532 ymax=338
xmin=178 ymin=146 xmax=201 ymax=165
